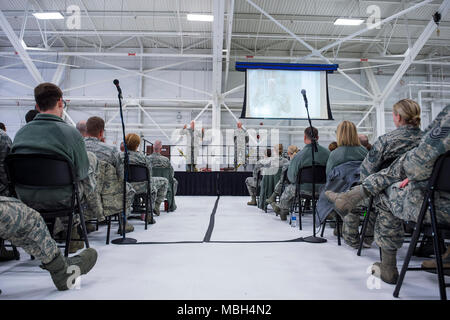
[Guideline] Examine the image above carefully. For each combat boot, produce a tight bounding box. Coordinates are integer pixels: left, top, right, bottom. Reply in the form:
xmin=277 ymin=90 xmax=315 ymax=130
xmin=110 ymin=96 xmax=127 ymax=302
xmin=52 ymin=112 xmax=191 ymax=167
xmin=68 ymin=227 xmax=84 ymax=254
xmin=41 ymin=248 xmax=97 ymax=291
xmin=153 ymin=201 xmax=162 ymax=216
xmin=325 ymin=185 xmax=368 ymax=218
xmin=247 ymin=195 xmax=257 ymax=206
xmin=421 ymin=246 xmax=450 ymax=276
xmin=279 ymin=209 xmax=288 ymax=221
xmin=371 ymin=248 xmax=399 ymax=284
xmin=271 ymin=203 xmax=281 ymax=216
xmin=265 ymin=193 xmax=277 ymax=205
xmin=117 ymin=221 xmax=135 ymax=235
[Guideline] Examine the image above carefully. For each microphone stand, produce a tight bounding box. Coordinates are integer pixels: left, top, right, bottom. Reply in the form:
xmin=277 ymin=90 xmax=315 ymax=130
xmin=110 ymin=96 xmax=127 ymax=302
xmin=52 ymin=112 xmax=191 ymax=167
xmin=112 ymin=82 xmax=137 ymax=245
xmin=302 ymin=93 xmax=327 ymax=244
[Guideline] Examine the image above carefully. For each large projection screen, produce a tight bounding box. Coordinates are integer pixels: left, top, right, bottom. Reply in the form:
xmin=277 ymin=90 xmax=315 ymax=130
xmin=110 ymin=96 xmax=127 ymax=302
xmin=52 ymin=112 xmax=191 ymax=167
xmin=242 ymin=69 xmax=333 ymax=120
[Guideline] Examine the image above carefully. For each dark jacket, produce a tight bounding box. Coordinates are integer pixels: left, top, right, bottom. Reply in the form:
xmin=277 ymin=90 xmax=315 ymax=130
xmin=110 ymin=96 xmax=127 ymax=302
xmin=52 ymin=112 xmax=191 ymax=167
xmin=316 ymin=161 xmax=362 ymax=225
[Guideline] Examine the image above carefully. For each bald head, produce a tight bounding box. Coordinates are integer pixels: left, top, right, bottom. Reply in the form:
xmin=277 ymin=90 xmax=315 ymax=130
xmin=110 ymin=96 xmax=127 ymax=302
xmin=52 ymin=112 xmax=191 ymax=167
xmin=76 ymin=120 xmax=87 ymax=137
xmin=154 ymin=140 xmax=162 ymax=153
xmin=190 ymin=120 xmax=195 ymax=130
xmin=237 ymin=121 xmax=242 ymax=129
xmin=358 ymin=134 xmax=369 ymax=147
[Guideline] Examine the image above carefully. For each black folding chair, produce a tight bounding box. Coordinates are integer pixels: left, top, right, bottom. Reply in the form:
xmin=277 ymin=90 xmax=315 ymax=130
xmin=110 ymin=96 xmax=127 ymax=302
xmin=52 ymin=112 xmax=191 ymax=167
xmin=357 ymin=157 xmax=396 ymax=256
xmin=294 ymin=165 xmax=327 ymax=230
xmin=394 ymin=151 xmax=450 ymax=301
xmin=128 ymin=164 xmax=153 ymax=230
xmin=320 ymin=213 xmax=342 ymax=245
xmin=255 ymin=171 xmax=262 ymax=207
xmin=0 ymin=238 xmax=20 ymax=260
xmin=6 ymin=153 xmax=89 ymax=257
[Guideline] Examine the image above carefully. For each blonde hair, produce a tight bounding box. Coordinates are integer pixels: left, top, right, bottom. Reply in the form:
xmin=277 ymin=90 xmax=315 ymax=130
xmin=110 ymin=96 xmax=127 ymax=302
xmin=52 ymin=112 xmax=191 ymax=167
xmin=336 ymin=121 xmax=360 ymax=147
xmin=393 ymin=99 xmax=421 ymax=127
xmin=288 ymin=145 xmax=299 ymax=156
xmin=125 ymin=133 xmax=141 ymax=151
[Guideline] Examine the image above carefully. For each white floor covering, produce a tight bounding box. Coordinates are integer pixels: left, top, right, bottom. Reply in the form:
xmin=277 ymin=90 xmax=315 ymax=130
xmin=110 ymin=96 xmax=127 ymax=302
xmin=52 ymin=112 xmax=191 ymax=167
xmin=0 ymin=196 xmax=447 ymax=300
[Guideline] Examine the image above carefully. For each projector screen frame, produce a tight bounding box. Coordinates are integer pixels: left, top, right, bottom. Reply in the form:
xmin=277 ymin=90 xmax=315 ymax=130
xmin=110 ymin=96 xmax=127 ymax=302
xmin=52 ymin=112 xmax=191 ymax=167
xmin=237 ymin=62 xmax=337 ymax=121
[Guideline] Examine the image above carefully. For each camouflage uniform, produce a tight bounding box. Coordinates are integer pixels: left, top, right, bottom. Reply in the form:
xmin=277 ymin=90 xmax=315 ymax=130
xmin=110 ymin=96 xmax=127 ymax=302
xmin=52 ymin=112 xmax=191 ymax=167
xmin=0 ymin=130 xmax=12 ymax=196
xmin=233 ymin=128 xmax=248 ymax=169
xmin=148 ymin=152 xmax=178 ymax=195
xmin=85 ymin=137 xmax=135 ymax=218
xmin=273 ymin=160 xmax=290 ymax=196
xmin=279 ymin=144 xmax=330 ymax=211
xmin=245 ymin=157 xmax=271 ymax=196
xmin=175 ymin=128 xmax=203 ymax=172
xmin=0 ymin=196 xmax=59 ymax=264
xmin=122 ymin=151 xmax=169 ymax=208
xmin=361 ymin=105 xmax=450 ymax=250
xmin=343 ymin=125 xmax=423 ymax=246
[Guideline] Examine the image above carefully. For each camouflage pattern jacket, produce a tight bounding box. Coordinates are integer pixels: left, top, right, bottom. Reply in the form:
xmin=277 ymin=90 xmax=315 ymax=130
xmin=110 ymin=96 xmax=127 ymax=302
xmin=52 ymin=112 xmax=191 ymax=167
xmin=0 ymin=130 xmax=12 ymax=196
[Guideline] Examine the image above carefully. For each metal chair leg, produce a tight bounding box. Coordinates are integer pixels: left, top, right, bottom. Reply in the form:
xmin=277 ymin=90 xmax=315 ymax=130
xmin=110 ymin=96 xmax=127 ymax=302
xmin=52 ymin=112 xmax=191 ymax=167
xmin=428 ymin=196 xmax=447 ymax=300
xmin=336 ymin=215 xmax=342 ymax=246
xmin=393 ymin=195 xmax=428 ymax=298
xmin=64 ymin=214 xmax=73 ymax=257
xmin=357 ymin=196 xmax=374 ymax=256
xmin=145 ymin=194 xmax=149 ymax=230
xmin=106 ymin=216 xmax=111 ymax=245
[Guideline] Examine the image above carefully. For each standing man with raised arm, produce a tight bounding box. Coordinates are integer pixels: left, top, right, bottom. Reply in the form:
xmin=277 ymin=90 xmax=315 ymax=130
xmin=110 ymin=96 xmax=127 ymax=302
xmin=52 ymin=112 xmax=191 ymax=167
xmin=233 ymin=121 xmax=249 ymax=171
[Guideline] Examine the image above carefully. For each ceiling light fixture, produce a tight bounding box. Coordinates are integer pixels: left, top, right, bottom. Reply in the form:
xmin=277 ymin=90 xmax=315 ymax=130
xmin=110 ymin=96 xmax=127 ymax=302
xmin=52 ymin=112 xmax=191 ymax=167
xmin=187 ymin=14 xmax=214 ymax=22
xmin=334 ymin=18 xmax=364 ymax=26
xmin=32 ymin=12 xmax=64 ymax=20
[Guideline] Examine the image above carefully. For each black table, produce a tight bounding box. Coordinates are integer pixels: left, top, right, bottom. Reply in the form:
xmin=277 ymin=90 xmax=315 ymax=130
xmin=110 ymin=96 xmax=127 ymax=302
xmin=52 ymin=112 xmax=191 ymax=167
xmin=174 ymin=171 xmax=252 ymax=196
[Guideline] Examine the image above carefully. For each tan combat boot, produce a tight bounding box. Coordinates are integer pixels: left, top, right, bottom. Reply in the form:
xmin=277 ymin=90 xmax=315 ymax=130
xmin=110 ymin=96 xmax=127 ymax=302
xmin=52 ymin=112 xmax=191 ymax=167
xmin=41 ymin=249 xmax=97 ymax=291
xmin=279 ymin=209 xmax=289 ymax=221
xmin=325 ymin=185 xmax=368 ymax=218
xmin=421 ymin=246 xmax=450 ymax=276
xmin=153 ymin=201 xmax=162 ymax=216
xmin=247 ymin=195 xmax=257 ymax=206
xmin=68 ymin=227 xmax=84 ymax=254
xmin=265 ymin=193 xmax=277 ymax=205
xmin=371 ymin=248 xmax=399 ymax=284
xmin=271 ymin=203 xmax=281 ymax=216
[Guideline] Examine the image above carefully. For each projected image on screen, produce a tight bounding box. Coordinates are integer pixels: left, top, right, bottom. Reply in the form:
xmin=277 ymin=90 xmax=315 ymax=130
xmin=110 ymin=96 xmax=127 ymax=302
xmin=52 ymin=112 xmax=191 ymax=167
xmin=245 ymin=69 xmax=330 ymax=120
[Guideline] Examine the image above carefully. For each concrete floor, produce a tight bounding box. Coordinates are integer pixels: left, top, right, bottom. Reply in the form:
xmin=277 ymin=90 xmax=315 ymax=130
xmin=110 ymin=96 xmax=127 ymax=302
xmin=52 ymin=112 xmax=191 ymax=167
xmin=0 ymin=196 xmax=446 ymax=299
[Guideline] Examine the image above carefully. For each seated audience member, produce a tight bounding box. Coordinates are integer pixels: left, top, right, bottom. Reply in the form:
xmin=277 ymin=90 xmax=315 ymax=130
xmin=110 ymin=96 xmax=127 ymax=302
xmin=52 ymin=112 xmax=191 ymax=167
xmin=328 ymin=141 xmax=338 ymax=152
xmin=76 ymin=120 xmax=88 ymax=137
xmin=12 ymin=83 xmax=98 ymax=253
xmin=245 ymin=148 xmax=272 ymax=206
xmin=326 ymin=121 xmax=368 ymax=176
xmin=0 ymin=128 xmax=11 ymax=197
xmin=0 ymin=128 xmax=15 ymax=261
xmin=0 ymin=196 xmax=97 ymax=291
xmin=358 ymin=134 xmax=372 ymax=151
xmin=322 ymin=121 xmax=367 ymax=246
xmin=121 ymin=134 xmax=168 ymax=218
xmin=265 ymin=145 xmax=299 ymax=207
xmin=343 ymin=99 xmax=424 ymax=250
xmin=271 ymin=127 xmax=330 ymax=220
xmin=25 ymin=109 xmax=40 ymax=123
xmin=0 ymin=123 xmax=5 ymax=132
xmin=84 ymin=116 xmax=135 ymax=234
xmin=325 ymin=104 xmax=449 ymax=284
xmin=148 ymin=140 xmax=178 ymax=211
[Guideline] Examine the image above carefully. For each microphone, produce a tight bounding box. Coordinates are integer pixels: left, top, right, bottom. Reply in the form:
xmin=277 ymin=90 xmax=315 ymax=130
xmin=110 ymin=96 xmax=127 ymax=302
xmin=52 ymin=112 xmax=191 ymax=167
xmin=301 ymin=89 xmax=308 ymax=107
xmin=113 ymin=79 xmax=122 ymax=99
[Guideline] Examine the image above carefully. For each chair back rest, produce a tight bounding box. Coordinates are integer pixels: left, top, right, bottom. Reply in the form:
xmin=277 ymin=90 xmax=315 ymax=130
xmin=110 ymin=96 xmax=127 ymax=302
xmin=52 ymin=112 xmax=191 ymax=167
xmin=128 ymin=164 xmax=149 ymax=183
xmin=430 ymin=151 xmax=450 ymax=193
xmin=6 ymin=153 xmax=75 ymax=189
xmin=297 ymin=165 xmax=327 ymax=184
xmin=152 ymin=167 xmax=174 ymax=184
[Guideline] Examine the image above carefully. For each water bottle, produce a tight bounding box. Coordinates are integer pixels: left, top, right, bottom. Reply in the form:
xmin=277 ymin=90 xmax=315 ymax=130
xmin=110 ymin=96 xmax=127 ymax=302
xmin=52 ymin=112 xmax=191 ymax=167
xmin=291 ymin=213 xmax=297 ymax=228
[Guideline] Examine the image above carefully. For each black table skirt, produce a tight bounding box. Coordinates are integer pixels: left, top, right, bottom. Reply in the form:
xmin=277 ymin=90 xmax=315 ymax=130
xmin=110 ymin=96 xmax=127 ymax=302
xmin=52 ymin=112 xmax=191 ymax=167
xmin=174 ymin=172 xmax=252 ymax=196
